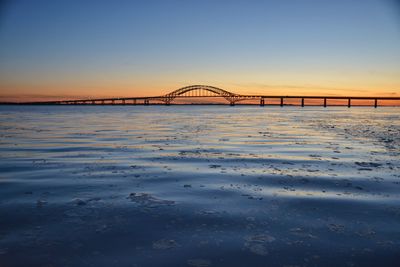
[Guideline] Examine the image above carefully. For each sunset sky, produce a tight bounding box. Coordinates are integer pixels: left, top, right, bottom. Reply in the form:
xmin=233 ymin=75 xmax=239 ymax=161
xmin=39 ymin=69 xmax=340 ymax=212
xmin=0 ymin=0 xmax=399 ymax=101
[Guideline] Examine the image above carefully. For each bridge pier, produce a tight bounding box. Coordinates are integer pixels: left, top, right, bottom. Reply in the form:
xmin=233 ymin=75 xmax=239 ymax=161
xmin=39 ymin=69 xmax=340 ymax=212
xmin=324 ymin=98 xmax=327 ymax=108
xmin=280 ymin=98 xmax=284 ymax=107
xmin=122 ymin=99 xmax=125 ymax=105
xmin=230 ymin=101 xmax=235 ymax=106
xmin=348 ymin=98 xmax=351 ymax=108
xmin=301 ymin=98 xmax=304 ymax=107
xmin=144 ymin=99 xmax=149 ymax=105
xmin=260 ymin=98 xmax=265 ymax=106
xmin=374 ymin=99 xmax=378 ymax=108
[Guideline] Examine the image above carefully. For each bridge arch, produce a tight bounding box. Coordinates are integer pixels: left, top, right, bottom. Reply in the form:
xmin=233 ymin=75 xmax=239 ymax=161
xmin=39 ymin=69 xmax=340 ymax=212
xmin=161 ymin=85 xmax=239 ymax=104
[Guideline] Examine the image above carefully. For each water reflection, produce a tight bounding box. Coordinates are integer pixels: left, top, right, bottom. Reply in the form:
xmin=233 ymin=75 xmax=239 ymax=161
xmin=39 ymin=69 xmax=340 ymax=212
xmin=0 ymin=106 xmax=399 ymax=267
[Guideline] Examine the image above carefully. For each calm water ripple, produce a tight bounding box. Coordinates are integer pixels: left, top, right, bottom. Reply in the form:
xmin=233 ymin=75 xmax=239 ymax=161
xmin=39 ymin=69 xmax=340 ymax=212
xmin=0 ymin=105 xmax=399 ymax=267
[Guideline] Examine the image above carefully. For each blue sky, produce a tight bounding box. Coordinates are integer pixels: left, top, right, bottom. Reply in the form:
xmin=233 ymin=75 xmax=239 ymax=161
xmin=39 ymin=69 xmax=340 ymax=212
xmin=0 ymin=0 xmax=399 ymax=99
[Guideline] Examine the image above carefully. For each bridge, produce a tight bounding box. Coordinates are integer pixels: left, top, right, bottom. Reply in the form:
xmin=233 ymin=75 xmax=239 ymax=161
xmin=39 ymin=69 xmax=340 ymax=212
xmin=14 ymin=85 xmax=400 ymax=107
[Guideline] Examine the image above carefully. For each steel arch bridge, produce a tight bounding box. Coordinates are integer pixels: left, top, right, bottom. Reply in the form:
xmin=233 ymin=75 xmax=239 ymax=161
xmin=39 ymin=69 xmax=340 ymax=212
xmin=156 ymin=85 xmax=252 ymax=105
xmin=13 ymin=84 xmax=400 ymax=107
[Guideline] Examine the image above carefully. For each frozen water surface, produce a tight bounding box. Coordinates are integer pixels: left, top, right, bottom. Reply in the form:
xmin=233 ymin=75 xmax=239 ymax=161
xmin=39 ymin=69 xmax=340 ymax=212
xmin=0 ymin=105 xmax=399 ymax=266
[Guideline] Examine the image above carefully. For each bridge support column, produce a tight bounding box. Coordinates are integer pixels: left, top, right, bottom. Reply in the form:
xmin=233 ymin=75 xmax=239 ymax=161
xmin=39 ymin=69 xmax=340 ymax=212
xmin=122 ymin=99 xmax=125 ymax=105
xmin=301 ymin=98 xmax=304 ymax=107
xmin=144 ymin=99 xmax=149 ymax=105
xmin=280 ymin=98 xmax=284 ymax=107
xmin=133 ymin=99 xmax=136 ymax=105
xmin=91 ymin=100 xmax=95 ymax=105
xmin=348 ymin=98 xmax=351 ymax=108
xmin=260 ymin=98 xmax=265 ymax=106
xmin=230 ymin=101 xmax=235 ymax=106
xmin=374 ymin=99 xmax=378 ymax=108
xmin=324 ymin=98 xmax=327 ymax=108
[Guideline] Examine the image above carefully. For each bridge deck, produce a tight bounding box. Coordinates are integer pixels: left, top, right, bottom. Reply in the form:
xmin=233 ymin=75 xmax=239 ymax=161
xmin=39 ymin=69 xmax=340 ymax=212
xmin=2 ymin=85 xmax=400 ymax=107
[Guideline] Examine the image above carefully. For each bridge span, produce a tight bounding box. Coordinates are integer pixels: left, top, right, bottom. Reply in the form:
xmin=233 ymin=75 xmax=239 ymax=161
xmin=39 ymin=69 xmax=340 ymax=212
xmin=14 ymin=85 xmax=400 ymax=107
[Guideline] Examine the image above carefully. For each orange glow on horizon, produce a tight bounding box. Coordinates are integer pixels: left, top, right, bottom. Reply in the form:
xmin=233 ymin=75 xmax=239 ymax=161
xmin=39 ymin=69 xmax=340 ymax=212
xmin=1 ymin=72 xmax=399 ymax=102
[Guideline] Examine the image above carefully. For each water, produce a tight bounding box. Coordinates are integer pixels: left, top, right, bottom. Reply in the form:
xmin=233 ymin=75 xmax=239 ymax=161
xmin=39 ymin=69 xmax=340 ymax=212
xmin=0 ymin=105 xmax=399 ymax=267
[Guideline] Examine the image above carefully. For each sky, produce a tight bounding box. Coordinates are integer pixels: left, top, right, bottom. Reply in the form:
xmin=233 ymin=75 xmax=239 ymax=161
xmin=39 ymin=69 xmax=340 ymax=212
xmin=0 ymin=0 xmax=399 ymax=101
